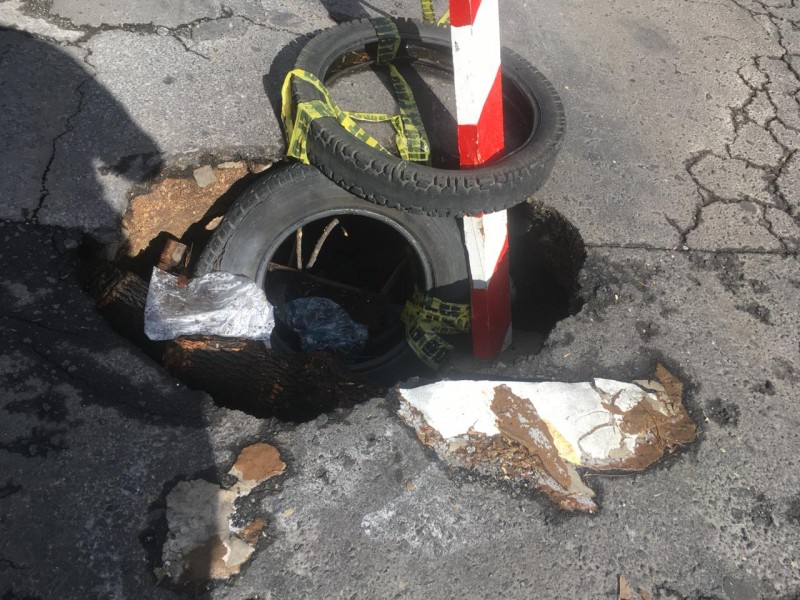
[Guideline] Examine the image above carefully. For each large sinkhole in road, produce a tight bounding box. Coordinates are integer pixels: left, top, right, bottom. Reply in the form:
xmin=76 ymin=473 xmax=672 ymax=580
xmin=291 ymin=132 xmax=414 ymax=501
xmin=93 ymin=166 xmax=585 ymax=423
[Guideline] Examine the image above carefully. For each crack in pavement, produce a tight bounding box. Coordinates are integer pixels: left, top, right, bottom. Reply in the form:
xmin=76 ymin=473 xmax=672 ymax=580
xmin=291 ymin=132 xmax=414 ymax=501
xmin=31 ymin=76 xmax=89 ymax=224
xmin=169 ymin=32 xmax=211 ymax=60
xmin=231 ymin=11 xmax=311 ymax=37
xmin=13 ymin=0 xmax=312 ymax=46
xmin=676 ymin=0 xmax=800 ymax=252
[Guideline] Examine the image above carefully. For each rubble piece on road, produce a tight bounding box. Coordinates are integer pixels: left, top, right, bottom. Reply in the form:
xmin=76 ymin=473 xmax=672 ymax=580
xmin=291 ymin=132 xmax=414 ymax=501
xmin=158 ymin=443 xmax=283 ymax=585
xmin=163 ymin=335 xmax=379 ymax=421
xmin=144 ymin=267 xmax=275 ymax=342
xmin=618 ymin=575 xmax=654 ymax=600
xmin=396 ymin=365 xmax=696 ymax=512
xmin=193 ymin=165 xmax=217 ymax=188
xmin=156 ymin=238 xmax=189 ymax=272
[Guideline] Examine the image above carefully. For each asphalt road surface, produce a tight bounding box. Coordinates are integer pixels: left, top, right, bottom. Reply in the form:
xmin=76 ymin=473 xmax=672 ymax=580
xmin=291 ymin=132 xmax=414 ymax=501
xmin=1 ymin=0 xmax=799 ymax=598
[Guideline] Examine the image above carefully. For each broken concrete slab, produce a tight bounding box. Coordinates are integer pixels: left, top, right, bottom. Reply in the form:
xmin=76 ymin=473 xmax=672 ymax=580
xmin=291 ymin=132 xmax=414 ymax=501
xmin=159 ymin=442 xmax=283 ymax=584
xmin=397 ymin=366 xmax=696 ymax=512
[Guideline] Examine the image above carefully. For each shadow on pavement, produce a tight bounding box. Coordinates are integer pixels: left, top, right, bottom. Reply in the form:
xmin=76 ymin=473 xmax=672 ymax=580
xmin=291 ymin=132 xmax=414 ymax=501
xmin=0 ymin=28 xmax=222 ymax=597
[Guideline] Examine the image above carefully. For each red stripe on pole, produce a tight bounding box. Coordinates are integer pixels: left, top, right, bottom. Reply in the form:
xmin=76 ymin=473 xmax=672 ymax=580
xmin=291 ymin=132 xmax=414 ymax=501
xmin=449 ymin=0 xmax=484 ymax=26
xmin=455 ymin=67 xmax=504 ymax=166
xmin=469 ymin=240 xmax=511 ymax=360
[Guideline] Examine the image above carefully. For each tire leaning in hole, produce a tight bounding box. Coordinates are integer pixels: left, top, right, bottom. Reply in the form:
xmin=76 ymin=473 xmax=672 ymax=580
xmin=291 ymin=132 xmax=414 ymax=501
xmin=194 ymin=162 xmax=470 ymax=385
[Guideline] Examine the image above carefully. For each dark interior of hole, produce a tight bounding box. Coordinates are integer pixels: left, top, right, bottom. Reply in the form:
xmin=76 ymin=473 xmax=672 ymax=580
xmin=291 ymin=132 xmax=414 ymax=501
xmin=267 ymin=214 xmax=422 ymax=362
xmin=507 ymin=201 xmax=586 ymax=335
xmin=324 ymin=46 xmax=535 ymax=170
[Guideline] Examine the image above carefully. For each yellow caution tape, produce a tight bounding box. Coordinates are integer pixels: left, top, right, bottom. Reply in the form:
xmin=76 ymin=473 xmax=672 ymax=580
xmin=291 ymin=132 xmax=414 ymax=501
xmin=384 ymin=63 xmax=430 ymax=163
xmin=372 ymin=16 xmax=401 ymax=65
xmin=421 ymin=0 xmax=436 ymax=24
xmin=281 ymin=69 xmax=394 ymax=163
xmin=281 ymin=18 xmax=431 ymax=164
xmin=369 ymin=18 xmax=431 ymax=162
xmin=420 ymin=0 xmax=450 ymax=26
xmin=401 ymin=289 xmax=471 ymax=369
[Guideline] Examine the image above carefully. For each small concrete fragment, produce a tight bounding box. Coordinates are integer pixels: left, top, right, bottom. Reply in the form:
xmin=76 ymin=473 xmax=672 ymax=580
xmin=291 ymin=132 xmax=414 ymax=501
xmin=249 ymin=162 xmax=272 ymax=174
xmin=193 ymin=165 xmax=217 ymax=188
xmin=396 ymin=366 xmax=696 ymax=512
xmin=618 ymin=575 xmax=654 ymax=600
xmin=159 ymin=442 xmax=284 ymax=584
xmin=229 ymin=442 xmax=286 ymax=495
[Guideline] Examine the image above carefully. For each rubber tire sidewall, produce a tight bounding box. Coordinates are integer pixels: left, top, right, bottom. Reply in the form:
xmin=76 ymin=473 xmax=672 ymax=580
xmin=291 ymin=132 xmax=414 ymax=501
xmin=195 ymin=162 xmax=470 ymax=384
xmin=292 ymin=18 xmax=566 ymax=217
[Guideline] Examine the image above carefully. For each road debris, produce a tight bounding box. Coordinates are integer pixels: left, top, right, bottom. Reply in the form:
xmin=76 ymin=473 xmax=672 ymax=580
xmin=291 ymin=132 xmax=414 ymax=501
xmin=618 ymin=575 xmax=654 ymax=600
xmin=163 ymin=335 xmax=379 ymax=421
xmin=144 ymin=268 xmax=275 ymax=342
xmin=283 ymin=296 xmax=368 ymax=356
xmin=193 ymin=165 xmax=217 ymax=188
xmin=159 ymin=442 xmax=284 ymax=585
xmin=396 ymin=365 xmax=696 ymax=512
xmin=249 ymin=161 xmax=272 ymax=173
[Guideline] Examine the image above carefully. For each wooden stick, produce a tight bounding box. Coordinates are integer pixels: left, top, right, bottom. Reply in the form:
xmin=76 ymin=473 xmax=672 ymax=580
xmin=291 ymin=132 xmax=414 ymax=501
xmin=268 ymin=262 xmax=367 ymax=294
xmin=295 ymin=227 xmax=303 ymax=270
xmin=306 ymin=218 xmax=339 ymax=269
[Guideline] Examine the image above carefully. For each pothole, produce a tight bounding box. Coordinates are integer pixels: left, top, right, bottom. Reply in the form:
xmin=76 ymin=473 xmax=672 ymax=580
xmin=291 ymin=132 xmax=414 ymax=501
xmin=508 ymin=201 xmax=586 ymax=335
xmin=84 ymin=162 xmax=586 ymax=422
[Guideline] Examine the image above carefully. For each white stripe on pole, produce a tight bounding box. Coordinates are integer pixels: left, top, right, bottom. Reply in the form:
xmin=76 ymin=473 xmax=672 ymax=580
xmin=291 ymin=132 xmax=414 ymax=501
xmin=450 ymin=0 xmax=501 ymax=125
xmin=463 ymin=210 xmax=507 ymax=288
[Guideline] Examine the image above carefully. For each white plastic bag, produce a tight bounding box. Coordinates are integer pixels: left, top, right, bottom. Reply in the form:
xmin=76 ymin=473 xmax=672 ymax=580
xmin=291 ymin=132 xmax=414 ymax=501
xmin=144 ymin=268 xmax=274 ymax=342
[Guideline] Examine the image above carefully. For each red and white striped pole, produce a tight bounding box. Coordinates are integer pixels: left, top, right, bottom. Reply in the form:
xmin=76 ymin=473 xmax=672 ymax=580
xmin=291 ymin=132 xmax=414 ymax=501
xmin=450 ymin=0 xmax=512 ymax=360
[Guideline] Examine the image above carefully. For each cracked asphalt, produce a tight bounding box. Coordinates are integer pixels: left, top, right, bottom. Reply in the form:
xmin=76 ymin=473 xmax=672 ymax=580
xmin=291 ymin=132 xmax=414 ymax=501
xmin=1 ymin=0 xmax=799 ymax=598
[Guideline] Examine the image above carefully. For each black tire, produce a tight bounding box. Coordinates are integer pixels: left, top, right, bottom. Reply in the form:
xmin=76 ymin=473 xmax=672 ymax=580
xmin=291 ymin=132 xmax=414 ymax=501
xmin=290 ymin=18 xmax=566 ymax=218
xmin=195 ymin=162 xmax=469 ymax=384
